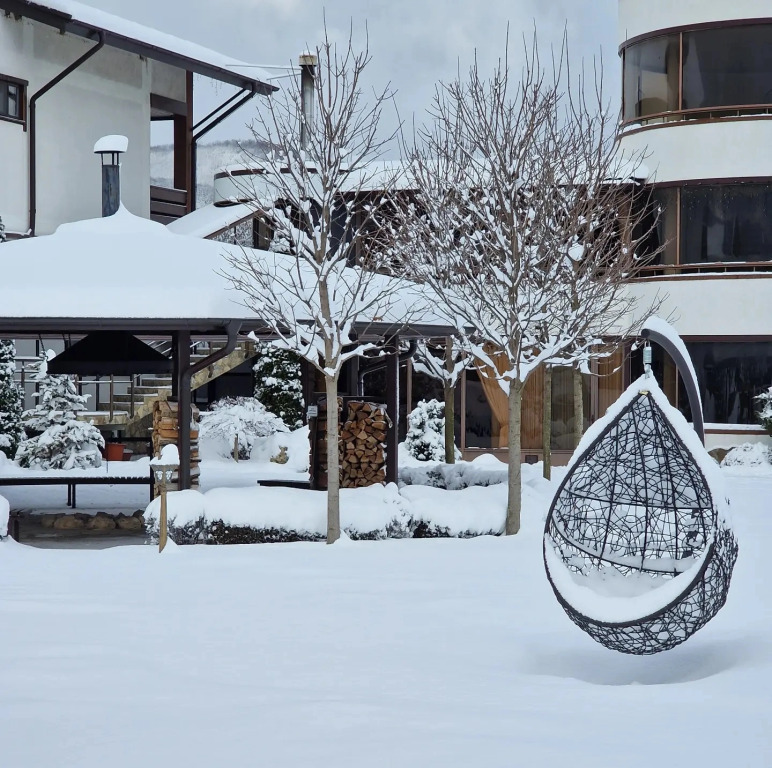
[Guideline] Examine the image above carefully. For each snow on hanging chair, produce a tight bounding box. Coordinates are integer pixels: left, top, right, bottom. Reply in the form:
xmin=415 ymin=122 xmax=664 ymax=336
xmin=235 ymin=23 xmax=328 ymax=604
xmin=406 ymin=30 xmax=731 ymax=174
xmin=543 ymin=376 xmax=738 ymax=655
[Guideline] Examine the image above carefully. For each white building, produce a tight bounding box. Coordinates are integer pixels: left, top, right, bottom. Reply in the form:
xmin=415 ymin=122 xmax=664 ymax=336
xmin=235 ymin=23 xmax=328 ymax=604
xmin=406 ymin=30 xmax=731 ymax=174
xmin=619 ymin=0 xmax=772 ymax=450
xmin=0 ymin=0 xmax=273 ymax=237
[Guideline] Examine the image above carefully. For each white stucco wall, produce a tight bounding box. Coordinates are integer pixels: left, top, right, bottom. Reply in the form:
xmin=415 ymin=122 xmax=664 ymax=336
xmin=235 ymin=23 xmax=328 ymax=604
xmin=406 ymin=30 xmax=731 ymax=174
xmin=0 ymin=15 xmax=186 ymax=236
xmin=624 ymin=277 xmax=772 ymax=337
xmin=619 ymin=119 xmax=772 ymax=183
xmin=619 ymin=0 xmax=771 ymax=44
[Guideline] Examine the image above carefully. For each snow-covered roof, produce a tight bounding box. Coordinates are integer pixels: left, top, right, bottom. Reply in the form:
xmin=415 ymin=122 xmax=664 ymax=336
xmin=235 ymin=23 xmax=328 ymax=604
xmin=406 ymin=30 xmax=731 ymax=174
xmin=167 ymin=203 xmax=256 ymax=239
xmin=6 ymin=0 xmax=274 ymax=92
xmin=0 ymin=207 xmax=451 ymax=336
xmin=213 ymin=160 xmax=415 ymax=205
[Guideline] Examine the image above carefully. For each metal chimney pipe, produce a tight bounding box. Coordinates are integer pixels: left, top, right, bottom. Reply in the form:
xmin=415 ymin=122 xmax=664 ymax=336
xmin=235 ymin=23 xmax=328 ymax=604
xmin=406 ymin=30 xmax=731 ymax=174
xmin=299 ymin=52 xmax=317 ymax=149
xmin=93 ymin=135 xmax=128 ymax=217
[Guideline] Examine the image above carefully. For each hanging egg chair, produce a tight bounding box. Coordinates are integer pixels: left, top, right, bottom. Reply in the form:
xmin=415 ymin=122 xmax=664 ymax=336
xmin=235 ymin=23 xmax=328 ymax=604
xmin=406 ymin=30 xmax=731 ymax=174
xmin=543 ymin=376 xmax=738 ymax=655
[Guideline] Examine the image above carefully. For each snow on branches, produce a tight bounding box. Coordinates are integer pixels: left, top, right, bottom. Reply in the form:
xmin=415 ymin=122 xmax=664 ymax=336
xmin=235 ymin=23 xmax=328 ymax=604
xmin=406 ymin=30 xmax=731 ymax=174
xmin=0 ymin=340 xmax=24 ymax=458
xmin=15 ymin=350 xmax=104 ymax=470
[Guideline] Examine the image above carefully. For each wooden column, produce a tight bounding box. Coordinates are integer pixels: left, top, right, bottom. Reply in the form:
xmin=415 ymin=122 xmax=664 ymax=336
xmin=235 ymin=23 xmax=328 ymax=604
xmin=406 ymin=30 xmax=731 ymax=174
xmin=176 ymin=330 xmax=191 ymax=489
xmin=385 ymin=336 xmax=399 ymax=485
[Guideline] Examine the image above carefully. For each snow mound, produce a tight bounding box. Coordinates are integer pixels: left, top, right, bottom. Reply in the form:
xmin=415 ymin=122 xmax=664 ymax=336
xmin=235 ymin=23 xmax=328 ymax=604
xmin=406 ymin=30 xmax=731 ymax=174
xmin=399 ymin=454 xmax=508 ymax=489
xmin=721 ymin=442 xmax=772 ymax=468
xmin=146 ymin=482 xmax=412 ymax=542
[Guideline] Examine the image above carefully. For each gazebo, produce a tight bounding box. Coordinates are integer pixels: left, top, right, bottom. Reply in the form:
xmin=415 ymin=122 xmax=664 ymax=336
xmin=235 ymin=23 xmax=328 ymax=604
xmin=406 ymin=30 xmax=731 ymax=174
xmin=0 ymin=207 xmax=453 ymax=488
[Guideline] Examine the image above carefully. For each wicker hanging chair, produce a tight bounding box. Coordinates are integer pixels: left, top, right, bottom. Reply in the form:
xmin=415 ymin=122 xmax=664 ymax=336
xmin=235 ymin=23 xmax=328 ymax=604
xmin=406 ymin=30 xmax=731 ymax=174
xmin=543 ymin=377 xmax=738 ymax=655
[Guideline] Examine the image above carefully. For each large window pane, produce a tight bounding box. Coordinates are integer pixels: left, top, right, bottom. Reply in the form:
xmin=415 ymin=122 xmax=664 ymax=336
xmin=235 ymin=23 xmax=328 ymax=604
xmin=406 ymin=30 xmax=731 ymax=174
xmin=681 ymin=342 xmax=772 ymax=425
xmin=623 ymin=35 xmax=680 ymax=121
xmin=633 ymin=186 xmax=678 ymax=266
xmin=683 ymin=25 xmax=772 ymax=111
xmin=681 ymin=184 xmax=772 ymax=263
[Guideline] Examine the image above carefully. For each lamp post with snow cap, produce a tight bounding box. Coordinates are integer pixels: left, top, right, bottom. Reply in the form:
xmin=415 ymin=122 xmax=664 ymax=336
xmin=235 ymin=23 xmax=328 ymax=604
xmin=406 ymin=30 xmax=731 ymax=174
xmin=93 ymin=135 xmax=128 ymax=218
xmin=150 ymin=445 xmax=179 ymax=553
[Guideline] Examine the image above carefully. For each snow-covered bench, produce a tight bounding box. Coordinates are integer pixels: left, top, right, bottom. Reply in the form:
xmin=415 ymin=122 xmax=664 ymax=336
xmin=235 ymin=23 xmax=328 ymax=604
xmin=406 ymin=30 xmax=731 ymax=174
xmin=0 ymin=472 xmax=154 ymax=510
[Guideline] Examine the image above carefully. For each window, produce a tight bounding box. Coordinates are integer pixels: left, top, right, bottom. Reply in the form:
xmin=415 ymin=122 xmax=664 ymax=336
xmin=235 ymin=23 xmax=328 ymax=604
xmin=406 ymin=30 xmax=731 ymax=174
xmin=680 ymin=342 xmax=772 ymax=425
xmin=0 ymin=76 xmax=24 ymax=122
xmin=681 ymin=184 xmax=772 ymax=264
xmin=635 ymin=183 xmax=772 ymax=268
xmin=682 ymin=26 xmax=772 ymax=111
xmin=623 ymin=35 xmax=680 ymax=122
xmin=622 ymin=23 xmax=772 ymax=124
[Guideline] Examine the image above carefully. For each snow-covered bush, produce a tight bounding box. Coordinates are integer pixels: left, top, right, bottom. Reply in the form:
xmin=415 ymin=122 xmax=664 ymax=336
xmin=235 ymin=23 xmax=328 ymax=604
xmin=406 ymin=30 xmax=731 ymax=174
xmin=405 ymin=399 xmax=457 ymax=462
xmin=199 ymin=396 xmax=287 ymax=459
xmin=21 ymin=351 xmax=91 ymax=432
xmin=0 ymin=215 xmax=6 ymax=243
xmin=15 ymin=351 xmax=103 ymax=469
xmin=16 ymin=420 xmax=105 ymax=470
xmin=253 ymin=342 xmax=304 ymax=429
xmin=720 ymin=442 xmax=772 ymax=468
xmin=0 ymin=340 xmax=24 ymax=459
xmin=756 ymin=386 xmax=772 ymax=436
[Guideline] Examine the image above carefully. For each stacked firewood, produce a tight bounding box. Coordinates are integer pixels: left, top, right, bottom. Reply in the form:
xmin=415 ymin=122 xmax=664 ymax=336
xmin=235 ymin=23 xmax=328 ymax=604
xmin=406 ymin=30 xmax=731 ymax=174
xmin=340 ymin=401 xmax=388 ymax=488
xmin=316 ymin=399 xmax=388 ymax=489
xmin=152 ymin=400 xmax=200 ymax=493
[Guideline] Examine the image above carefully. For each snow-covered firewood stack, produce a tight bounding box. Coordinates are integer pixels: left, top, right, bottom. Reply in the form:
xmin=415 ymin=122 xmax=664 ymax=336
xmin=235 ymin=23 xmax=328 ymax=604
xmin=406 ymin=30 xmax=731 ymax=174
xmin=152 ymin=400 xmax=200 ymax=493
xmin=340 ymin=401 xmax=388 ymax=488
xmin=316 ymin=399 xmax=388 ymax=489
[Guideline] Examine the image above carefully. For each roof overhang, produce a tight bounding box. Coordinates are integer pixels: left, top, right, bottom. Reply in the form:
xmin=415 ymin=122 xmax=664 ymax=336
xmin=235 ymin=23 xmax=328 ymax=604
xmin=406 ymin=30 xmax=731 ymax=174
xmin=1 ymin=0 xmax=276 ymax=93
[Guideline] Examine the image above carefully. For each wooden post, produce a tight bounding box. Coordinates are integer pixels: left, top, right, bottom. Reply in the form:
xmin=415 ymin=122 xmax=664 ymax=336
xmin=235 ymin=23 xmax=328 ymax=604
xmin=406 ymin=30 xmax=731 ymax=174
xmin=159 ymin=485 xmax=168 ymax=553
xmin=177 ymin=330 xmax=192 ymax=489
xmin=385 ymin=335 xmax=399 ymax=485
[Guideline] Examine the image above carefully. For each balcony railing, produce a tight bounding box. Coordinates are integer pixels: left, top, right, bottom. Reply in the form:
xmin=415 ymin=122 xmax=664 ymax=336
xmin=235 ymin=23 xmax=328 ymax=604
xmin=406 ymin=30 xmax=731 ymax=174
xmin=150 ymin=185 xmax=188 ymax=225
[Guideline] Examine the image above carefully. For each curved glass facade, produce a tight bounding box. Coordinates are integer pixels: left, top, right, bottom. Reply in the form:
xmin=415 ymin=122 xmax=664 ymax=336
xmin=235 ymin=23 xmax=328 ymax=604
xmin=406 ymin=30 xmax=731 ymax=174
xmin=623 ymin=23 xmax=772 ymax=124
xmin=636 ymin=182 xmax=772 ymax=268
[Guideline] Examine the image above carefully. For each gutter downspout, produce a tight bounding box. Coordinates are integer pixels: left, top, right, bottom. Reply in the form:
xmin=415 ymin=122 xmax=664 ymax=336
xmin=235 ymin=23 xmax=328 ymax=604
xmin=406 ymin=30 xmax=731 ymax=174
xmin=29 ymin=31 xmax=105 ymax=236
xmin=178 ymin=321 xmax=242 ymax=489
xmin=190 ymin=85 xmax=257 ymax=211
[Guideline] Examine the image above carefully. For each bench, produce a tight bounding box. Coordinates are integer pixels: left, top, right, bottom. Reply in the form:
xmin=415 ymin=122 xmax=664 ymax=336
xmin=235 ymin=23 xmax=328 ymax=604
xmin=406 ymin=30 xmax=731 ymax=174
xmin=257 ymin=479 xmax=313 ymax=490
xmin=0 ymin=471 xmax=155 ymax=509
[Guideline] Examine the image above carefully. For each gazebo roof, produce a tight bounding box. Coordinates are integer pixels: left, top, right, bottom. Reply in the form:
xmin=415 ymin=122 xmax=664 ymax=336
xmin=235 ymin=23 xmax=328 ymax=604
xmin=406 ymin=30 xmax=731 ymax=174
xmin=0 ymin=207 xmax=452 ymax=338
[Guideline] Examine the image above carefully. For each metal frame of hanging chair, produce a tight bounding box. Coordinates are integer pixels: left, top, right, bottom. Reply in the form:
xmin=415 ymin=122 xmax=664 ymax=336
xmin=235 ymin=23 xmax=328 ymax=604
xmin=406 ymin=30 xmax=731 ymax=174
xmin=543 ymin=386 xmax=738 ymax=655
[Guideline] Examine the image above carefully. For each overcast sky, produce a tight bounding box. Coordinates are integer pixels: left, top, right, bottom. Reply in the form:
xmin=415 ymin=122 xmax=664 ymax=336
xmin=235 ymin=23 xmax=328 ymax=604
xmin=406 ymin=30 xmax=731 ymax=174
xmin=89 ymin=0 xmax=619 ymax=145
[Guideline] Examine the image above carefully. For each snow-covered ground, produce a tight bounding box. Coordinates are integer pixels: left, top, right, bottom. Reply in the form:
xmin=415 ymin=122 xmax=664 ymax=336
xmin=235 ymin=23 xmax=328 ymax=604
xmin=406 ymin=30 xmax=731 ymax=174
xmin=0 ymin=461 xmax=770 ymax=767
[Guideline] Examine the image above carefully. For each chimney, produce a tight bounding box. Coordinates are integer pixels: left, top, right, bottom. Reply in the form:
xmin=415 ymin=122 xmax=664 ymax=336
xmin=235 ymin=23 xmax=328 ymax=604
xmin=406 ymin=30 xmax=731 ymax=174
xmin=298 ymin=52 xmax=317 ymax=150
xmin=93 ymin=135 xmax=128 ymax=217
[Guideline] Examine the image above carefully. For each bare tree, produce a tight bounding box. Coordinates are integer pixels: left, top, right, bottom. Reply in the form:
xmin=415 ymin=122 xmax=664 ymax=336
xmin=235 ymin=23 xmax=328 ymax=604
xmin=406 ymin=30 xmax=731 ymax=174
xmin=412 ymin=337 xmax=468 ymax=463
xmin=404 ymin=34 xmax=661 ymax=534
xmin=224 ymin=28 xmax=416 ymax=543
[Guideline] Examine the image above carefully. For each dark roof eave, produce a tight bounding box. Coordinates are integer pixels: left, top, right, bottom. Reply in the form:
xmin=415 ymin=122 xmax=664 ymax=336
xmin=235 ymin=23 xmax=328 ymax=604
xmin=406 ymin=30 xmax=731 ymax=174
xmin=2 ymin=0 xmax=276 ymax=93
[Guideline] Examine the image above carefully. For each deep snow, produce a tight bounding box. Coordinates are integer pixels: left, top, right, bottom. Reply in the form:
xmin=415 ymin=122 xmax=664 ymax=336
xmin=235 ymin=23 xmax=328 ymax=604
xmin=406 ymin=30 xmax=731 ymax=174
xmin=0 ymin=465 xmax=770 ymax=767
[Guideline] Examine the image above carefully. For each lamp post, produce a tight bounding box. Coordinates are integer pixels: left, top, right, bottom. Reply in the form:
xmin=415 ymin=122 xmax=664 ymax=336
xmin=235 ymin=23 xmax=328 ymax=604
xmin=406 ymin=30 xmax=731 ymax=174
xmin=150 ymin=445 xmax=179 ymax=553
xmin=93 ymin=134 xmax=128 ymax=217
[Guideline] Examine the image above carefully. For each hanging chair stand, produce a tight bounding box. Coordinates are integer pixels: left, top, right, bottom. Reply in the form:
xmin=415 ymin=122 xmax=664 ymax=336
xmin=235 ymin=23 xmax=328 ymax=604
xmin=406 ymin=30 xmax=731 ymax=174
xmin=543 ymin=383 xmax=738 ymax=655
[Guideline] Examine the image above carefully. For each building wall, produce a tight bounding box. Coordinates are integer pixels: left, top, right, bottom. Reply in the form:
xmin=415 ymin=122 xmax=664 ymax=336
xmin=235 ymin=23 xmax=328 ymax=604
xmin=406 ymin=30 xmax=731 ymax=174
xmin=619 ymin=0 xmax=769 ymax=42
xmin=0 ymin=14 xmax=186 ymax=236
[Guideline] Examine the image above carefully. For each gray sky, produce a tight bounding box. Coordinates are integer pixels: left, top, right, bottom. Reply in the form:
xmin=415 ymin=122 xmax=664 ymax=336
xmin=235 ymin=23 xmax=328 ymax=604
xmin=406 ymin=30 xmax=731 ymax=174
xmin=90 ymin=0 xmax=619 ymax=144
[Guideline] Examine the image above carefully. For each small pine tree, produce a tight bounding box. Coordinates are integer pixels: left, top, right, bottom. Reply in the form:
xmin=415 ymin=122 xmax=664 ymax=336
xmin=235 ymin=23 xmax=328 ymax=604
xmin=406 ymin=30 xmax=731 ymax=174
xmin=15 ymin=350 xmax=104 ymax=469
xmin=0 ymin=340 xmax=24 ymax=458
xmin=0 ymin=215 xmax=6 ymax=243
xmin=756 ymin=386 xmax=772 ymax=436
xmin=405 ymin=399 xmax=452 ymax=462
xmin=253 ymin=342 xmax=304 ymax=429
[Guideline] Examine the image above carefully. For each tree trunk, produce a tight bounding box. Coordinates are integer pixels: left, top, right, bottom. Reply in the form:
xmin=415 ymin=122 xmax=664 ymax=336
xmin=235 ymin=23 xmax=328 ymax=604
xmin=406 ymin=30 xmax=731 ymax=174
xmin=444 ymin=338 xmax=456 ymax=464
xmin=325 ymin=373 xmax=341 ymax=544
xmin=542 ymin=365 xmax=552 ymax=481
xmin=505 ymin=379 xmax=523 ymax=535
xmin=573 ymin=367 xmax=584 ymax=450
xmin=444 ymin=382 xmax=456 ymax=464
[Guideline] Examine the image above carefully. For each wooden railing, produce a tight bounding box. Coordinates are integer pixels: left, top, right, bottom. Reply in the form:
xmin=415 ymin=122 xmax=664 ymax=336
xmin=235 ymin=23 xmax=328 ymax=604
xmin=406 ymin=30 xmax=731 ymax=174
xmin=150 ymin=185 xmax=188 ymax=225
